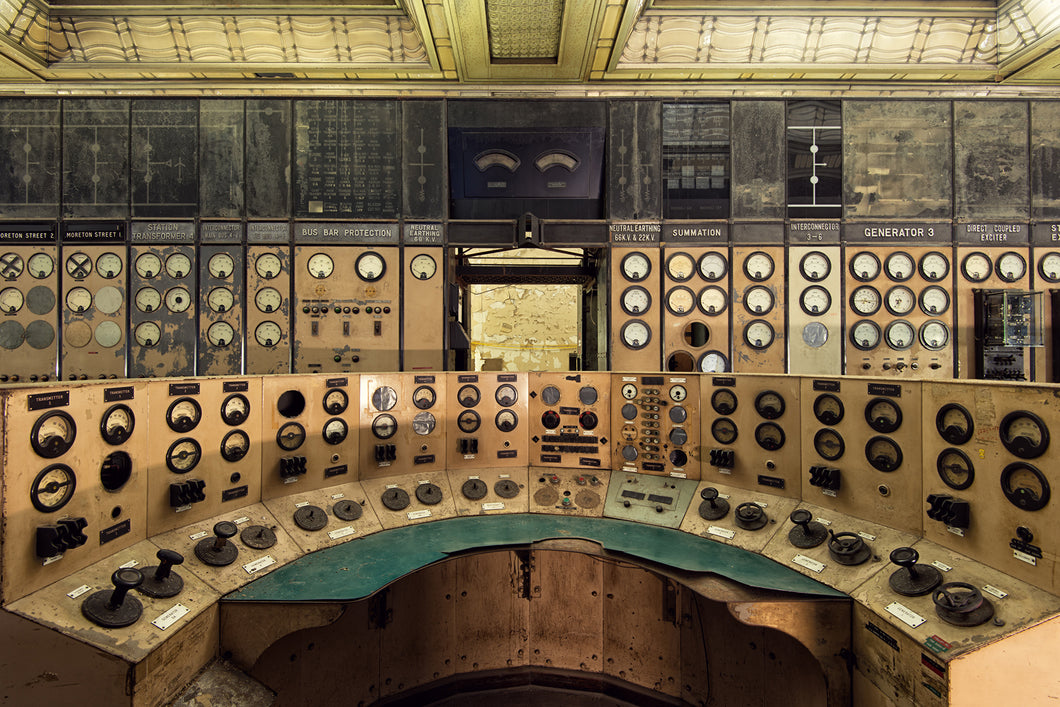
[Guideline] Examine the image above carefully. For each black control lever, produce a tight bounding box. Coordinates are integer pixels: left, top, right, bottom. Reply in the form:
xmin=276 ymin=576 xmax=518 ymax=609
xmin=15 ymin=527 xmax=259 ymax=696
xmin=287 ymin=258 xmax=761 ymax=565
xmin=138 ymin=548 xmax=185 ymax=598
xmin=81 ymin=568 xmax=144 ymax=628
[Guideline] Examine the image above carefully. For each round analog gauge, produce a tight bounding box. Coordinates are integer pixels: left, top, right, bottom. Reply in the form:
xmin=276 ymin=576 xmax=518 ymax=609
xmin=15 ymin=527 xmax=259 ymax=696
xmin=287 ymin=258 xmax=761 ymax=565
xmin=94 ymin=287 xmax=123 ymax=316
xmin=221 ymin=430 xmax=250 ymax=463
xmin=458 ymin=385 xmax=481 ymax=408
xmin=698 ymin=252 xmax=728 ymax=282
xmin=0 ymin=252 xmax=24 ymax=278
xmin=755 ymin=422 xmax=785 ymax=451
xmin=323 ymin=418 xmax=349 ymax=445
xmin=134 ymin=287 xmax=161 ymax=313
xmin=919 ymin=251 xmax=950 ymax=282
xmin=937 ymin=449 xmax=974 ymax=491
xmin=96 ymin=252 xmax=123 ymax=279
xmin=620 ymin=286 xmax=652 ymax=315
xmin=743 ymin=285 xmax=774 ymax=315
xmin=744 ymin=320 xmax=774 ymax=349
xmin=220 ymin=394 xmax=250 ymax=426
xmin=799 ymin=251 xmax=831 ymax=281
xmin=665 ymin=286 xmax=696 ymax=315
xmin=495 ymin=409 xmax=519 ymax=432
xmin=999 ymin=411 xmax=1049 ymax=459
xmin=919 ymin=286 xmax=950 ymax=315
xmin=412 ymin=385 xmax=436 ymax=410
xmin=134 ymin=321 xmax=161 ymax=347
xmin=254 ymin=321 xmax=282 ymax=347
xmin=208 ymin=253 xmax=234 ymax=279
xmin=579 ymin=386 xmax=598 ymax=405
xmin=850 ymin=320 xmax=881 ymax=350
xmin=800 ymin=285 xmax=831 ymax=315
xmin=371 ymin=386 xmax=398 ymax=412
xmin=166 ymin=438 xmax=201 ymax=473
xmin=850 ymin=286 xmax=881 ymax=316
xmin=457 ymin=409 xmax=481 ymax=434
xmin=95 ymin=321 xmax=122 ymax=349
xmin=813 ymin=428 xmax=845 ymax=461
xmin=698 ymin=286 xmax=728 ymax=315
xmin=754 ymin=391 xmax=785 ymax=419
xmin=255 ymin=253 xmax=282 ymax=279
xmin=165 ymin=252 xmax=192 ymax=279
xmin=166 ymin=397 xmax=201 ymax=433
xmin=31 ymin=410 xmax=77 ymax=458
xmin=813 ymin=394 xmax=844 ymax=425
xmin=936 ymin=404 xmax=974 ymax=445
xmin=997 ymin=251 xmax=1027 ymax=282
xmin=885 ymin=320 xmax=915 ymax=350
xmin=802 ymin=322 xmax=829 ymax=349
xmin=135 ymin=252 xmax=162 ymax=278
xmin=276 ymin=422 xmax=306 ymax=451
xmin=100 ymin=404 xmax=134 ymax=445
xmin=743 ymin=251 xmax=774 ymax=281
xmin=208 ymin=287 xmax=235 ymax=313
xmin=541 ymin=385 xmax=561 ymax=405
xmin=961 ymin=252 xmax=992 ymax=282
xmin=65 ymin=252 xmax=93 ymax=278
xmin=665 ymin=252 xmax=696 ymax=282
xmin=620 ymin=320 xmax=651 ymax=350
xmin=919 ymin=320 xmax=950 ymax=350
xmin=1038 ymin=252 xmax=1060 ymax=283
xmin=495 ymin=384 xmax=518 ymax=407
xmin=711 ymin=418 xmax=738 ymax=445
xmin=620 ymin=252 xmax=651 ymax=282
xmin=850 ymin=252 xmax=881 ymax=281
xmin=28 ymin=253 xmax=54 ymax=278
xmin=255 ymin=287 xmax=282 ymax=313
xmin=885 ymin=285 xmax=916 ymax=316
xmin=323 ymin=388 xmax=349 ymax=415
xmin=669 ymin=384 xmax=687 ymax=403
xmin=30 ymin=464 xmax=76 ymax=512
xmin=669 ymin=406 xmax=688 ymax=424
xmin=884 ymin=252 xmax=915 ymax=281
xmin=865 ymin=398 xmax=902 ymax=433
xmin=307 ymin=253 xmax=334 ymax=279
xmin=1000 ymin=462 xmax=1050 ymax=511
xmin=621 ymin=383 xmax=638 ymax=400
xmin=65 ymin=287 xmax=92 ymax=313
xmin=165 ymin=287 xmax=191 ymax=313
xmin=410 ymin=254 xmax=437 ymax=280
xmin=207 ymin=322 xmax=235 ymax=347
xmin=699 ymin=350 xmax=729 ymax=373
xmin=866 ymin=436 xmax=903 ymax=472
xmin=355 ymin=252 xmax=386 ymax=282
xmin=413 ymin=411 xmax=436 ymax=436
xmin=0 ymin=287 xmax=24 ymax=314
xmin=711 ymin=388 xmax=737 ymax=415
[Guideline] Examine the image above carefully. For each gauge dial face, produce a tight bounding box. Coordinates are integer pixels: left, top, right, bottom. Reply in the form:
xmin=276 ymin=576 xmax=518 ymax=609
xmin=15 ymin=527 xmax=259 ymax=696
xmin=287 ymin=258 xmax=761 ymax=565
xmin=666 ymin=253 xmax=696 ymax=281
xmin=495 ymin=409 xmax=519 ymax=432
xmin=919 ymin=320 xmax=950 ymax=350
xmin=255 ymin=253 xmax=282 ymax=279
xmin=754 ymin=391 xmax=785 ymax=419
xmin=457 ymin=384 xmax=481 ymax=408
xmin=813 ymin=393 xmax=844 ymax=425
xmin=743 ymin=251 xmax=774 ymax=281
xmin=997 ymin=251 xmax=1027 ymax=282
xmin=1001 ymin=462 xmax=1050 ymax=511
xmin=135 ymin=287 xmax=161 ymax=313
xmin=307 ymin=253 xmax=334 ymax=279
xmin=698 ymin=286 xmax=728 ymax=315
xmin=221 ymin=394 xmax=250 ymax=426
xmin=744 ymin=320 xmax=774 ymax=349
xmin=221 ymin=430 xmax=250 ymax=462
xmin=866 ymin=436 xmax=903 ymax=472
xmin=919 ymin=251 xmax=949 ymax=282
xmin=255 ymin=287 xmax=282 ymax=313
xmin=937 ymin=449 xmax=974 ymax=490
xmin=850 ymin=252 xmax=881 ymax=281
xmin=457 ymin=409 xmax=481 ymax=433
xmin=620 ymin=320 xmax=651 ymax=350
xmin=918 ymin=285 xmax=950 ymax=315
xmin=208 ymin=287 xmax=235 ymax=313
xmin=850 ymin=286 xmax=881 ymax=316
xmin=93 ymin=286 xmax=122 ymax=316
xmin=665 ymin=286 xmax=696 ymax=315
xmin=165 ymin=287 xmax=191 ymax=313
xmin=276 ymin=422 xmax=306 ymax=450
xmin=96 ymin=252 xmax=123 ymax=279
xmin=28 ymin=253 xmax=54 ymax=278
xmin=698 ymin=252 xmax=728 ymax=282
xmin=323 ymin=388 xmax=349 ymax=414
xmin=711 ymin=388 xmax=737 ymax=415
xmin=711 ymin=418 xmax=738 ymax=445
xmin=620 ymin=286 xmax=652 ymax=315
xmin=620 ymin=252 xmax=651 ymax=282
xmin=813 ymin=428 xmax=845 ymax=461
xmin=207 ymin=322 xmax=235 ymax=347
xmin=66 ymin=252 xmax=92 ymax=278
xmin=495 ymin=384 xmax=518 ymax=407
xmin=699 ymin=350 xmax=729 ymax=373
xmin=208 ymin=253 xmax=235 ymax=278
xmin=799 ymin=251 xmax=831 ymax=281
xmin=850 ymin=320 xmax=881 ymax=350
xmin=65 ymin=287 xmax=92 ymax=313
xmin=30 ymin=464 xmax=76 ymax=512
xmin=134 ymin=321 xmax=161 ymax=347
xmin=621 ymin=383 xmax=638 ymax=400
xmin=755 ymin=422 xmax=785 ymax=451
xmin=356 ymin=252 xmax=386 ymax=281
xmin=884 ymin=252 xmax=915 ymax=281
xmin=0 ymin=287 xmax=23 ymax=314
xmin=743 ymin=285 xmax=774 ymax=315
xmin=166 ymin=438 xmax=202 ymax=473
xmin=669 ymin=384 xmax=687 ymax=402
xmin=999 ymin=411 xmax=1049 ymax=459
xmin=866 ymin=398 xmax=902 ymax=433
xmin=412 ymin=411 xmax=436 ymax=436
xmin=936 ymin=404 xmax=973 ymax=445
xmin=961 ymin=252 xmax=992 ymax=282
xmin=100 ymin=404 xmax=134 ymax=445
xmin=323 ymin=417 xmax=349 ymax=445
xmin=410 ymin=253 xmax=437 ymax=280
xmin=134 ymin=252 xmax=161 ymax=278
xmin=412 ymin=385 xmax=436 ymax=410
xmin=371 ymin=386 xmax=398 ymax=412
xmin=254 ymin=321 xmax=282 ymax=347
xmin=885 ymin=320 xmax=915 ymax=350
xmin=0 ymin=252 xmax=24 ymax=278
xmin=884 ymin=285 xmax=916 ymax=316
xmin=1039 ymin=252 xmax=1060 ymax=282
xmin=167 ymin=397 xmax=201 ymax=433
xmin=800 ymin=285 xmax=831 ymax=315
xmin=31 ymin=410 xmax=77 ymax=458
xmin=165 ymin=253 xmax=192 ymax=279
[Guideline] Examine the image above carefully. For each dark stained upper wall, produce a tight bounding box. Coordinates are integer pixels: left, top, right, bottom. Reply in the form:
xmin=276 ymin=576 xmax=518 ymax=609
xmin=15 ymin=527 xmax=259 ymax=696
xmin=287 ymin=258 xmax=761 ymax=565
xmin=1031 ymin=101 xmax=1060 ymax=221
xmin=731 ymin=101 xmax=785 ymax=221
xmin=954 ymin=100 xmax=1029 ymax=222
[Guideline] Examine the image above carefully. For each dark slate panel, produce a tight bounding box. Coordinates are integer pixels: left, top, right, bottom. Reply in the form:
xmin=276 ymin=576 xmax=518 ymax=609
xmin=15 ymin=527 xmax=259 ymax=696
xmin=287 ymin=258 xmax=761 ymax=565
xmin=447 ymin=99 xmax=606 ymax=129
xmin=62 ymin=98 xmax=129 ymax=218
xmin=608 ymin=100 xmax=661 ymax=220
xmin=0 ymin=99 xmax=60 ymax=218
xmin=200 ymin=99 xmax=244 ymax=218
xmin=246 ymin=99 xmax=291 ymax=219
xmin=732 ymin=101 xmax=785 ymax=219
xmin=402 ymin=100 xmax=445 ymax=220
xmin=1031 ymin=101 xmax=1060 ymax=220
xmin=844 ymin=101 xmax=952 ymax=219
xmin=662 ymin=102 xmax=730 ymax=219
xmin=131 ymin=99 xmax=199 ymax=218
xmin=954 ymin=100 xmax=1029 ymax=221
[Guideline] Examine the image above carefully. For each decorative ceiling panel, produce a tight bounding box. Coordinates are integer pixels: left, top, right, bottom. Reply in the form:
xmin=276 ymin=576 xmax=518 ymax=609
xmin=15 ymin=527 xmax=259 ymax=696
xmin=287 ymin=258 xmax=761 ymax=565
xmin=486 ymin=0 xmax=565 ymax=60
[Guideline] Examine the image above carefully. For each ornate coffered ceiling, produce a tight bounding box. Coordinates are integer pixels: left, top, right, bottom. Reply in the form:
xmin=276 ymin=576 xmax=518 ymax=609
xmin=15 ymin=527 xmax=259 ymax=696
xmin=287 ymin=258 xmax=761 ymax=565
xmin=0 ymin=0 xmax=1058 ymax=93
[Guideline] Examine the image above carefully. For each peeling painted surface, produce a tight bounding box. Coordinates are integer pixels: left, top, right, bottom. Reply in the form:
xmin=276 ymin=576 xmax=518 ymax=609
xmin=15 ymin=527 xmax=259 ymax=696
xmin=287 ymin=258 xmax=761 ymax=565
xmin=170 ymin=659 xmax=276 ymax=707
xmin=1031 ymin=101 xmax=1060 ymax=220
xmin=470 ymin=281 xmax=579 ymax=372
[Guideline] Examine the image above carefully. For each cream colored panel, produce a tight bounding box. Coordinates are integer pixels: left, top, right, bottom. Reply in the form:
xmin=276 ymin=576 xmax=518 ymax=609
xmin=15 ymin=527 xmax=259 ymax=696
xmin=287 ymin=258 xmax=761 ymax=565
xmin=60 ymin=244 xmax=127 ymax=379
xmin=263 ymin=481 xmax=383 ymax=554
xmin=678 ymin=480 xmax=794 ymax=554
xmin=527 ymin=467 xmax=610 ymax=516
xmin=732 ymin=246 xmax=785 ymax=373
xmin=444 ymin=371 xmax=528 ymax=470
xmin=401 ymin=246 xmax=444 ymax=372
xmin=448 ymin=467 xmax=529 ymax=517
xmin=245 ymin=244 xmax=291 ymax=376
xmin=611 ymin=373 xmax=701 ymax=479
xmin=788 ymin=246 xmax=842 ymax=375
xmin=527 ymin=371 xmax=611 ymax=471
xmin=361 ymin=470 xmax=457 ymax=529
xmin=0 ymin=239 xmax=58 ymax=382
xmin=662 ymin=246 xmax=730 ymax=373
xmin=611 ymin=246 xmax=661 ymax=371
xmin=359 ymin=372 xmax=446 ymax=480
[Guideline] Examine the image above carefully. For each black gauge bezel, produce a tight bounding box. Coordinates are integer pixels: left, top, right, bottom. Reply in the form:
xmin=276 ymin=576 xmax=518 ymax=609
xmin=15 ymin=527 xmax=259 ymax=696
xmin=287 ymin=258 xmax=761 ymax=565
xmin=620 ymin=285 xmax=653 ymax=316
xmin=917 ymin=251 xmax=950 ymax=282
xmin=919 ymin=320 xmax=950 ymax=351
xmin=457 ymin=384 xmax=481 ymax=408
xmin=698 ymin=350 xmax=729 ymax=373
xmin=865 ymin=397 xmax=902 ymax=433
xmin=665 ymin=252 xmax=696 ymax=282
xmin=755 ymin=422 xmax=786 ymax=451
xmin=1000 ymin=462 xmax=1051 ymax=511
xmin=865 ymin=435 xmax=903 ymax=472
xmin=743 ymin=319 xmax=775 ymax=349
xmin=370 ymin=414 xmax=397 ymax=440
xmin=799 ymin=285 xmax=832 ymax=316
xmin=999 ymin=410 xmax=1050 ymax=459
xmin=166 ymin=397 xmax=202 ymax=433
xmin=918 ymin=285 xmax=950 ymax=316
xmin=665 ymin=286 xmax=697 ymax=316
xmin=620 ymin=319 xmax=652 ymax=350
xmin=30 ymin=463 xmax=76 ymax=512
xmin=849 ymin=285 xmax=882 ymax=316
xmin=850 ymin=319 xmax=881 ymax=351
xmin=276 ymin=421 xmax=306 ymax=451
xmin=100 ymin=404 xmax=134 ymax=446
xmin=884 ymin=251 xmax=915 ymax=282
xmin=711 ymin=418 xmax=738 ymax=445
xmin=697 ymin=285 xmax=728 ymax=316
xmin=165 ymin=437 xmax=202 ymax=474
xmin=884 ymin=285 xmax=916 ymax=316
xmin=220 ymin=429 xmax=250 ymax=462
xmin=620 ymin=251 xmax=652 ymax=282
xmin=884 ymin=320 xmax=915 ymax=350
xmin=1037 ymin=252 xmax=1060 ymax=283
xmin=220 ymin=393 xmax=250 ymax=426
xmin=31 ymin=409 xmax=77 ymax=458
xmin=495 ymin=409 xmax=519 ymax=432
xmin=935 ymin=404 xmax=973 ymax=445
xmin=323 ymin=417 xmax=349 ymax=445
xmin=937 ymin=448 xmax=975 ymax=491
xmin=457 ymin=409 xmax=481 ymax=433
xmin=697 ymin=252 xmax=728 ymax=282
xmin=323 ymin=388 xmax=350 ymax=415
xmin=710 ymin=388 xmax=737 ymax=415
xmin=996 ymin=251 xmax=1027 ymax=283
xmin=849 ymin=251 xmax=881 ymax=282
xmin=412 ymin=385 xmax=436 ymax=410
xmin=960 ymin=251 xmax=992 ymax=283
xmin=495 ymin=384 xmax=518 ymax=407
xmin=813 ymin=428 xmax=845 ymax=461
xmin=743 ymin=250 xmax=775 ymax=282
xmin=743 ymin=285 xmax=775 ymax=315
xmin=812 ymin=393 xmax=844 ymax=425
xmin=355 ymin=251 xmax=386 ymax=282
xmin=799 ymin=250 xmax=831 ymax=282
xmin=754 ymin=390 xmax=785 ymax=419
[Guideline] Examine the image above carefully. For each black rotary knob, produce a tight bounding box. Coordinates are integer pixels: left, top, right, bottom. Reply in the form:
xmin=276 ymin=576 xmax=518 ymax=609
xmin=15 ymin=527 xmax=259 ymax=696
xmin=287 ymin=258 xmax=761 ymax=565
xmin=697 ymin=487 xmax=730 ymax=521
xmin=734 ymin=502 xmax=768 ymax=531
xmin=932 ymin=582 xmax=995 ymax=627
xmin=888 ymin=546 xmax=942 ymax=597
xmin=827 ymin=530 xmax=871 ymax=566
xmin=137 ymin=548 xmax=185 ymax=598
xmin=579 ymin=411 xmax=598 ymax=430
xmin=541 ymin=411 xmax=561 ymax=429
xmin=195 ymin=521 xmax=239 ymax=566
xmin=787 ymin=509 xmax=828 ymax=548
xmin=81 ymin=568 xmax=145 ymax=628
xmin=462 ymin=478 xmax=488 ymax=500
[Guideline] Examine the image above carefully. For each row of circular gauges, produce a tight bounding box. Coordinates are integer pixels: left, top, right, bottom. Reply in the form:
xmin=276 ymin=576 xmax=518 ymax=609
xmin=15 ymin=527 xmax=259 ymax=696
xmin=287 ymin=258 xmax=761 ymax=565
xmin=850 ymin=250 xmax=1040 ymax=284
xmin=305 ymin=252 xmax=437 ymax=281
xmin=131 ymin=321 xmax=237 ymax=349
xmin=621 ymin=251 xmax=793 ymax=284
xmin=619 ymin=283 xmax=828 ymax=318
xmin=849 ymin=319 xmax=950 ymax=352
xmin=29 ymin=450 xmax=133 ymax=513
xmin=936 ymin=404 xmax=1050 ymax=460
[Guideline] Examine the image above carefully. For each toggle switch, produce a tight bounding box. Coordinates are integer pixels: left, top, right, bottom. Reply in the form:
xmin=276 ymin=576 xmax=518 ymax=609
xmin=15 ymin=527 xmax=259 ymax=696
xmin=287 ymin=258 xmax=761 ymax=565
xmin=709 ymin=448 xmax=735 ymax=469
xmin=926 ymin=494 xmax=970 ymax=530
xmin=280 ymin=456 xmax=307 ymax=479
xmin=137 ymin=549 xmax=185 ymax=598
xmin=169 ymin=479 xmax=206 ymax=508
xmin=81 ymin=568 xmax=144 ymax=628
xmin=809 ymin=465 xmax=841 ymax=492
xmin=36 ymin=517 xmax=89 ymax=558
xmin=374 ymin=321 xmax=381 ymax=336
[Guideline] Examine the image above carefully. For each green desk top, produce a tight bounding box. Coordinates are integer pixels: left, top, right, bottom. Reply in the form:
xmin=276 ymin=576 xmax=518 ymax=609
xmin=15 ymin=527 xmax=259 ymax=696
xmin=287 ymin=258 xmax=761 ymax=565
xmin=227 ymin=515 xmax=847 ymax=602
